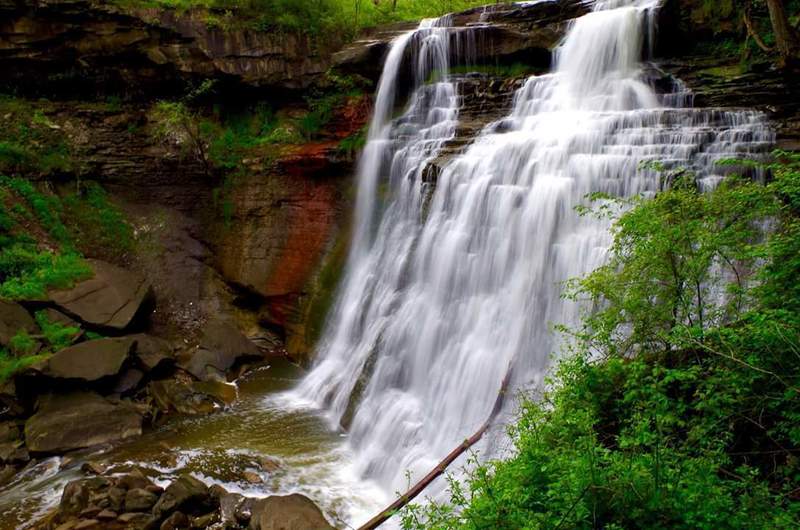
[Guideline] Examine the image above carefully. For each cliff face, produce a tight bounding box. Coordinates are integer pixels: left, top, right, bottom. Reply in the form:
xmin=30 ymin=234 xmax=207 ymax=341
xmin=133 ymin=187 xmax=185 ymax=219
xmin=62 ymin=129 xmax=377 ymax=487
xmin=0 ymin=0 xmax=336 ymax=97
xmin=3 ymin=0 xmax=798 ymax=364
xmin=656 ymin=0 xmax=800 ymax=149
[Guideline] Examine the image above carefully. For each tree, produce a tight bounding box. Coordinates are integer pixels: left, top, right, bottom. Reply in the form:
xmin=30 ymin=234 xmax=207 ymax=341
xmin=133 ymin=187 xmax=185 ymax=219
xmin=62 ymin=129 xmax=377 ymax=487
xmin=765 ymin=0 xmax=800 ymax=64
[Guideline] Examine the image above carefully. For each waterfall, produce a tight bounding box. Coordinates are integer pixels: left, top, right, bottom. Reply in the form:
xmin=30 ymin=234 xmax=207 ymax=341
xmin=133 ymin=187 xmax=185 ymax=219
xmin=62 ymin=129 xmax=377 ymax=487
xmin=296 ymin=0 xmax=774 ymax=503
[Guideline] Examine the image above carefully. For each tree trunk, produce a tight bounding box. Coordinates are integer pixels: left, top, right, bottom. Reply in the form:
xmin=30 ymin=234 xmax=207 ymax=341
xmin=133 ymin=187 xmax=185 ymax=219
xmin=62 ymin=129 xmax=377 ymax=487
xmin=765 ymin=0 xmax=799 ymax=64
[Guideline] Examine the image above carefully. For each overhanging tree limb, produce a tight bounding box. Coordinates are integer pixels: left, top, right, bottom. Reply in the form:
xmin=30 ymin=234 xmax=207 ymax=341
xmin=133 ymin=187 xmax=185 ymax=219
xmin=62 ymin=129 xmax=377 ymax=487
xmin=356 ymin=361 xmax=515 ymax=530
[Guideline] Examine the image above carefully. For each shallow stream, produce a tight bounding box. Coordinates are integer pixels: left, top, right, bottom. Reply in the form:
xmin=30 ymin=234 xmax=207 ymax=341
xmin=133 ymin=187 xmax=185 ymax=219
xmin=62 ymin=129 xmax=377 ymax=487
xmin=0 ymin=360 xmax=386 ymax=529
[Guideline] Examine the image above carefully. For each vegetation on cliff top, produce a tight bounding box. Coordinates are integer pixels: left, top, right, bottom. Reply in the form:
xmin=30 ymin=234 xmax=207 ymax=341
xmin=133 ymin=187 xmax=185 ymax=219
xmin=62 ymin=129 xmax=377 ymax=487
xmin=690 ymin=0 xmax=800 ymax=70
xmin=111 ymin=0 xmax=509 ymax=35
xmin=401 ymin=154 xmax=800 ymax=529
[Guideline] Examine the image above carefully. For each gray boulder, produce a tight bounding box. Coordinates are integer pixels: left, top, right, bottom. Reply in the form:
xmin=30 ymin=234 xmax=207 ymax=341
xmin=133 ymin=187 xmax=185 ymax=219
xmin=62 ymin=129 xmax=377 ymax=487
xmin=0 ymin=300 xmax=37 ymax=347
xmin=41 ymin=338 xmax=134 ymax=381
xmin=148 ymin=379 xmax=223 ymax=416
xmin=152 ymin=474 xmax=210 ymax=519
xmin=129 ymin=333 xmax=175 ymax=371
xmin=184 ymin=320 xmax=261 ymax=381
xmin=249 ymin=494 xmax=335 ymax=530
xmin=48 ymin=259 xmax=153 ymax=331
xmin=24 ymin=392 xmax=143 ymax=453
xmin=124 ymin=487 xmax=159 ymax=512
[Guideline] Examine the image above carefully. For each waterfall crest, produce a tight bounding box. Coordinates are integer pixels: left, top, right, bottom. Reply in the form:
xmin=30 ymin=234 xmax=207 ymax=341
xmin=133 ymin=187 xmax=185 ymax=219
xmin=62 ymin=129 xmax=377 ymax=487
xmin=297 ymin=0 xmax=774 ymax=499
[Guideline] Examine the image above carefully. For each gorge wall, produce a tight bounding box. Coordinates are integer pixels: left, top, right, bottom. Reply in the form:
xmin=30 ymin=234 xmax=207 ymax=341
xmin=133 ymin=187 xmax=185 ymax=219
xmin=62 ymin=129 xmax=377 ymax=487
xmin=2 ymin=0 xmax=798 ymax=361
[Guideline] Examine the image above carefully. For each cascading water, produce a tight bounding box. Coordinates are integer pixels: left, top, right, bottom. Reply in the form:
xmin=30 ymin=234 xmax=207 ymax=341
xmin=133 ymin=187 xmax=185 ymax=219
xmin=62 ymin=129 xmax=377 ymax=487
xmin=297 ymin=0 xmax=774 ymax=514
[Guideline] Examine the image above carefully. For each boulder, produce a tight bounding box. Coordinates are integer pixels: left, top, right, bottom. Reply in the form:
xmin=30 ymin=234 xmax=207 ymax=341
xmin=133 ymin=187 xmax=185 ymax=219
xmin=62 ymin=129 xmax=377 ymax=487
xmin=124 ymin=487 xmax=159 ymax=512
xmin=160 ymin=511 xmax=189 ymax=530
xmin=48 ymin=259 xmax=153 ymax=331
xmin=41 ymin=338 xmax=134 ymax=382
xmin=152 ymin=474 xmax=211 ymax=519
xmin=113 ymin=368 xmax=145 ymax=394
xmin=0 ymin=439 xmax=29 ymax=465
xmin=58 ymin=477 xmax=113 ymax=517
xmin=129 ymin=333 xmax=175 ymax=372
xmin=148 ymin=379 xmax=223 ymax=416
xmin=25 ymin=392 xmax=143 ymax=453
xmin=249 ymin=494 xmax=334 ymax=530
xmin=0 ymin=300 xmax=37 ymax=346
xmin=183 ymin=320 xmax=261 ymax=381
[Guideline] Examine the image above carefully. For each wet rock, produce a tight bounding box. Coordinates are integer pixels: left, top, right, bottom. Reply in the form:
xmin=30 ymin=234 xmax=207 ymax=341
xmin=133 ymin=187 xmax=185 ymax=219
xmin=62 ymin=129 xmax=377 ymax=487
xmin=242 ymin=471 xmax=262 ymax=484
xmin=97 ymin=509 xmax=118 ymax=520
xmin=0 ymin=421 xmax=20 ymax=443
xmin=114 ymin=368 xmax=146 ymax=394
xmin=117 ymin=467 xmax=154 ymax=490
xmin=74 ymin=520 xmax=100 ymax=530
xmin=118 ymin=512 xmax=151 ymax=524
xmin=160 ymin=511 xmax=189 ymax=530
xmin=192 ymin=379 xmax=238 ymax=405
xmin=184 ymin=320 xmax=261 ymax=381
xmin=130 ymin=334 xmax=175 ymax=372
xmin=0 ymin=300 xmax=37 ymax=347
xmin=149 ymin=379 xmax=222 ymax=416
xmin=25 ymin=392 xmax=143 ymax=453
xmin=256 ymin=456 xmax=281 ymax=473
xmin=219 ymin=492 xmax=247 ymax=524
xmin=125 ymin=487 xmax=159 ymax=512
xmin=79 ymin=506 xmax=103 ymax=519
xmin=108 ymin=486 xmax=127 ymax=512
xmin=48 ymin=259 xmax=153 ymax=331
xmin=249 ymin=494 xmax=334 ymax=530
xmin=152 ymin=474 xmax=210 ymax=519
xmin=191 ymin=512 xmax=219 ymax=528
xmin=0 ymin=379 xmax=24 ymax=418
xmin=59 ymin=477 xmax=112 ymax=517
xmin=0 ymin=464 xmax=18 ymax=486
xmin=0 ymin=439 xmax=29 ymax=464
xmin=80 ymin=461 xmax=107 ymax=476
xmin=40 ymin=338 xmax=134 ymax=382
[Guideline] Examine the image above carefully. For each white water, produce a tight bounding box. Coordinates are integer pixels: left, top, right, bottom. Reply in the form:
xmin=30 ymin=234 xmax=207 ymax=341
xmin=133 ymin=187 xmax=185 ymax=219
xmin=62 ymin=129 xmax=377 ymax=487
xmin=296 ymin=0 xmax=774 ymax=519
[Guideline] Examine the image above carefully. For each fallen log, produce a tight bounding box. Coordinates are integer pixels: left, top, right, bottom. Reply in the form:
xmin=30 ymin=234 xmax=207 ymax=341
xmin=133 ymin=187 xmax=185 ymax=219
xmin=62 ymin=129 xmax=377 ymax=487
xmin=356 ymin=361 xmax=515 ymax=530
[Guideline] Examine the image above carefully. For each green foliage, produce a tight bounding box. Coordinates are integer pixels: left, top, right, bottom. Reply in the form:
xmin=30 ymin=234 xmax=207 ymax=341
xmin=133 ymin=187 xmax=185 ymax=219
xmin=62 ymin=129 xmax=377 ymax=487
xmin=0 ymin=175 xmax=132 ymax=300
xmin=402 ymin=154 xmax=800 ymax=529
xmin=0 ymin=95 xmax=74 ymax=176
xmin=34 ymin=311 xmax=81 ymax=351
xmin=0 ymin=348 xmax=48 ymax=383
xmin=112 ymin=0 xmax=510 ymax=37
xmin=338 ymin=126 xmax=367 ymax=157
xmin=9 ymin=329 xmax=37 ymax=356
xmin=62 ymin=182 xmax=134 ymax=259
xmin=0 ymin=247 xmax=90 ymax=300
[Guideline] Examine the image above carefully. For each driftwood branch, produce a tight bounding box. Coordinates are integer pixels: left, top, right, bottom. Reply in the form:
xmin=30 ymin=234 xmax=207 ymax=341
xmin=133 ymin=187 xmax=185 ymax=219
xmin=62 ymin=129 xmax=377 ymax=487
xmin=356 ymin=362 xmax=515 ymax=530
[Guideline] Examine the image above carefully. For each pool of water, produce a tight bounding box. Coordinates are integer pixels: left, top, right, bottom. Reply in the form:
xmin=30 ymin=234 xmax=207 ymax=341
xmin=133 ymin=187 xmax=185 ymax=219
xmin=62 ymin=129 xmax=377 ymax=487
xmin=0 ymin=359 xmax=388 ymax=529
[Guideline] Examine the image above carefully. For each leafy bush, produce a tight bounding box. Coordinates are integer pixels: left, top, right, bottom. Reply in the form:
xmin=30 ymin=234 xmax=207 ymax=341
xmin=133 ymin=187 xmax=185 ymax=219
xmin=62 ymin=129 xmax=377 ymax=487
xmin=401 ymin=153 xmax=800 ymax=529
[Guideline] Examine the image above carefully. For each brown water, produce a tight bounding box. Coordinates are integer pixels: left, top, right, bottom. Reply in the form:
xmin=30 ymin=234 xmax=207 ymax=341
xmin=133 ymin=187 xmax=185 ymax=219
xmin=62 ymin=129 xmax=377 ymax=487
xmin=0 ymin=359 xmax=387 ymax=529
